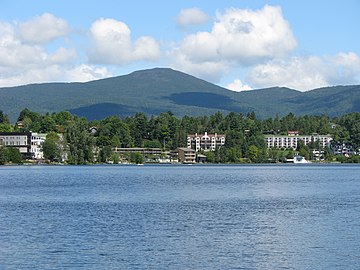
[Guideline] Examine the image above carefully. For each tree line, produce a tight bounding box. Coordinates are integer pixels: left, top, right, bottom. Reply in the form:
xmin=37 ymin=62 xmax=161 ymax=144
xmin=0 ymin=109 xmax=360 ymax=164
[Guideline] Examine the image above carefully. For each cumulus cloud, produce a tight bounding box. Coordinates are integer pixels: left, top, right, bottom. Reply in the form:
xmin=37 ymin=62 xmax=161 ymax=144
xmin=176 ymin=7 xmax=210 ymax=27
xmin=88 ymin=18 xmax=161 ymax=65
xmin=169 ymin=47 xmax=228 ymax=83
xmin=170 ymin=5 xmax=296 ymax=82
xmin=226 ymin=79 xmax=252 ymax=92
xmin=213 ymin=5 xmax=297 ymax=62
xmin=0 ymin=22 xmax=45 ymax=70
xmin=65 ymin=64 xmax=111 ymax=82
xmin=19 ymin=13 xmax=70 ymax=44
xmin=247 ymin=52 xmax=360 ymax=91
xmin=0 ymin=64 xmax=111 ymax=87
xmin=0 ymin=17 xmax=111 ymax=87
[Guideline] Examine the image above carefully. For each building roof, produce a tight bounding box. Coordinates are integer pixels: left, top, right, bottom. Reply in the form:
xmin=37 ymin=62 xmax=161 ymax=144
xmin=0 ymin=132 xmax=31 ymax=136
xmin=187 ymin=133 xmax=226 ymax=138
xmin=177 ymin=147 xmax=195 ymax=152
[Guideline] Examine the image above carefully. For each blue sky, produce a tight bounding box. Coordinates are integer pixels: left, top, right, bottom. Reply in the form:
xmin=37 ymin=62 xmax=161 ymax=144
xmin=1 ymin=0 xmax=359 ymax=91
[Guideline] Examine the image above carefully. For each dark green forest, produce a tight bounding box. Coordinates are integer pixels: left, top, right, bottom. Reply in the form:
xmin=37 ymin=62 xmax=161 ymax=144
xmin=1 ymin=68 xmax=359 ymax=122
xmin=0 ymin=109 xmax=360 ymax=164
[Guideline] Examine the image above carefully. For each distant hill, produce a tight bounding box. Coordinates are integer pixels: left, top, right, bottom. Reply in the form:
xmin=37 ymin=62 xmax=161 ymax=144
xmin=0 ymin=68 xmax=359 ymax=121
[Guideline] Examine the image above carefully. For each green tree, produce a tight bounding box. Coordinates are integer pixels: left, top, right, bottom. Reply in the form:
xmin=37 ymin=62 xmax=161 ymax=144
xmin=66 ymin=118 xmax=95 ymax=164
xmin=110 ymin=136 xmax=121 ymax=148
xmin=130 ymin=152 xmax=144 ymax=164
xmin=143 ymin=139 xmax=162 ymax=148
xmin=0 ymin=110 xmax=10 ymax=124
xmin=4 ymin=148 xmax=22 ymax=164
xmin=0 ymin=147 xmax=6 ymax=165
xmin=99 ymin=146 xmax=112 ymax=163
xmin=17 ymin=108 xmax=41 ymax=123
xmin=225 ymin=147 xmax=241 ymax=163
xmin=111 ymin=152 xmax=120 ymax=164
xmin=246 ymin=145 xmax=260 ymax=162
xmin=40 ymin=115 xmax=57 ymax=133
xmin=43 ymin=133 xmax=61 ymax=162
xmin=132 ymin=112 xmax=148 ymax=147
xmin=297 ymin=140 xmax=310 ymax=160
xmin=0 ymin=123 xmax=12 ymax=132
xmin=324 ymin=146 xmax=332 ymax=161
xmin=204 ymin=151 xmax=215 ymax=163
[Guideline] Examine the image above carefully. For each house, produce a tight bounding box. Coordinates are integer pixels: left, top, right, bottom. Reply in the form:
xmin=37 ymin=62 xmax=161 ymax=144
xmin=113 ymin=147 xmax=163 ymax=155
xmin=196 ymin=153 xmax=207 ymax=163
xmin=0 ymin=132 xmax=49 ymax=160
xmin=30 ymin=133 xmax=47 ymax=160
xmin=177 ymin=147 xmax=196 ymax=163
xmin=288 ymin=130 xmax=301 ymax=136
xmin=0 ymin=132 xmax=32 ymax=158
xmin=187 ymin=132 xmax=226 ymax=152
xmin=89 ymin=126 xmax=98 ymax=135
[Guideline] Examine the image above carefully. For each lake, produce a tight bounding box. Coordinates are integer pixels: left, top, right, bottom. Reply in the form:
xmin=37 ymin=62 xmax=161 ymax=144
xmin=0 ymin=165 xmax=359 ymax=269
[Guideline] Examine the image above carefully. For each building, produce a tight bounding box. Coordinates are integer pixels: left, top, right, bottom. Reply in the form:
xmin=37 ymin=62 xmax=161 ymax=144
xmin=265 ymin=132 xmax=333 ymax=150
xmin=30 ymin=133 xmax=47 ymax=160
xmin=0 ymin=132 xmax=48 ymax=160
xmin=177 ymin=147 xmax=196 ymax=163
xmin=187 ymin=132 xmax=226 ymax=152
xmin=0 ymin=132 xmax=32 ymax=157
xmin=113 ymin=147 xmax=163 ymax=155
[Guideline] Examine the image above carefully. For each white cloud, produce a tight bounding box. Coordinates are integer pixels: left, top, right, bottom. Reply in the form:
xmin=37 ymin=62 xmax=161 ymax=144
xmin=65 ymin=64 xmax=111 ymax=82
xmin=0 ymin=64 xmax=111 ymax=87
xmin=169 ymin=48 xmax=228 ymax=83
xmin=19 ymin=13 xmax=69 ymax=44
xmin=88 ymin=18 xmax=161 ymax=65
xmin=170 ymin=5 xmax=296 ymax=83
xmin=48 ymin=47 xmax=77 ymax=64
xmin=176 ymin=8 xmax=210 ymax=27
xmin=0 ymin=22 xmax=45 ymax=70
xmin=226 ymin=79 xmax=252 ymax=92
xmin=213 ymin=5 xmax=296 ymax=62
xmin=247 ymin=53 xmax=360 ymax=91
xmin=0 ymin=17 xmax=111 ymax=87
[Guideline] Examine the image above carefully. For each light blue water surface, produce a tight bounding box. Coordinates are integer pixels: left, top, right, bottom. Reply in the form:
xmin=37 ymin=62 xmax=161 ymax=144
xmin=0 ymin=164 xmax=359 ymax=269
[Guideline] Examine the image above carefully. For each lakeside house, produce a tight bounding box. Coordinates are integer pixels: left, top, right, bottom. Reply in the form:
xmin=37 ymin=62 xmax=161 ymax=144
xmin=0 ymin=132 xmax=32 ymax=158
xmin=177 ymin=147 xmax=196 ymax=163
xmin=0 ymin=132 xmax=47 ymax=160
xmin=30 ymin=133 xmax=47 ymax=160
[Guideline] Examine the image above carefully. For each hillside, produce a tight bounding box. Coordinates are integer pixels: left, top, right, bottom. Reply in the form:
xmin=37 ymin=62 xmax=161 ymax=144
xmin=0 ymin=68 xmax=359 ymax=121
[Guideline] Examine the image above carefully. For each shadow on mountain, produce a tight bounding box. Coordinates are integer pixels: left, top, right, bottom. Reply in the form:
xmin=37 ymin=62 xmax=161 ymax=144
xmin=69 ymin=103 xmax=162 ymax=120
xmin=168 ymin=92 xmax=243 ymax=112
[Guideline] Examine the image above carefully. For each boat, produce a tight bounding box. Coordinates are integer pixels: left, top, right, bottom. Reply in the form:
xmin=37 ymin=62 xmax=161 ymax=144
xmin=293 ymin=155 xmax=310 ymax=163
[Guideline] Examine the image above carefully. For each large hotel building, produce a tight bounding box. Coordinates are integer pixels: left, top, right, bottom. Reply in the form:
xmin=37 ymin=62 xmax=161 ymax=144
xmin=264 ymin=131 xmax=333 ymax=150
xmin=187 ymin=132 xmax=226 ymax=152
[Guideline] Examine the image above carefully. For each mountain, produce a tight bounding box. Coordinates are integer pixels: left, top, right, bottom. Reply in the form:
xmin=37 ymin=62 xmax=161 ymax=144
xmin=0 ymin=68 xmax=359 ymax=121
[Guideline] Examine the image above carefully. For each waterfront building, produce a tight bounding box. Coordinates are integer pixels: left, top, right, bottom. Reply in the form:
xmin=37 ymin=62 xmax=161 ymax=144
xmin=30 ymin=133 xmax=47 ymax=160
xmin=264 ymin=132 xmax=333 ymax=150
xmin=0 ymin=132 xmax=32 ymax=157
xmin=0 ymin=132 xmax=48 ymax=160
xmin=187 ymin=132 xmax=226 ymax=152
xmin=177 ymin=147 xmax=196 ymax=163
xmin=113 ymin=147 xmax=163 ymax=155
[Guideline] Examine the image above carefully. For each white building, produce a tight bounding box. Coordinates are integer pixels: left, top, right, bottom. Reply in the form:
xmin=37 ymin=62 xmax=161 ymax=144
xmin=265 ymin=132 xmax=333 ymax=150
xmin=0 ymin=132 xmax=31 ymax=156
xmin=187 ymin=132 xmax=226 ymax=152
xmin=0 ymin=132 xmax=48 ymax=160
xmin=30 ymin=133 xmax=47 ymax=160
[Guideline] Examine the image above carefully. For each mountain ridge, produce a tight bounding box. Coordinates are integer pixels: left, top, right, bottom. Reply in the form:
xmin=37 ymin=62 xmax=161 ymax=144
xmin=0 ymin=68 xmax=359 ymax=121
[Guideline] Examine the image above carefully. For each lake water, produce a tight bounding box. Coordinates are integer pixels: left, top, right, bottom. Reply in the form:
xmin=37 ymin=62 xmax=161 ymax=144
xmin=0 ymin=165 xmax=359 ymax=269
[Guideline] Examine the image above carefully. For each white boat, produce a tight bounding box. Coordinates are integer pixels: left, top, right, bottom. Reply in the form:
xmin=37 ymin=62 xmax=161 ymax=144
xmin=293 ymin=155 xmax=310 ymax=163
